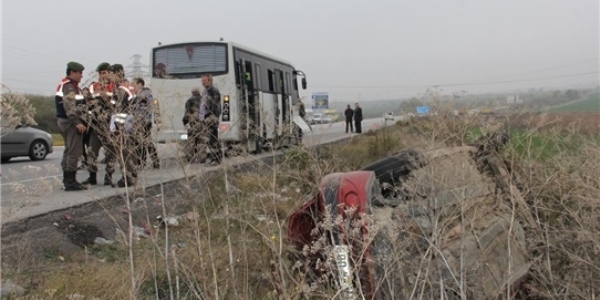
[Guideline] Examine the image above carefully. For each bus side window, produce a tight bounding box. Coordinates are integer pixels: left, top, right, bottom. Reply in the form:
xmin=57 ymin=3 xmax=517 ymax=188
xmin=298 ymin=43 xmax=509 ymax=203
xmin=286 ymin=72 xmax=292 ymax=96
xmin=235 ymin=61 xmax=241 ymax=85
xmin=292 ymin=75 xmax=298 ymax=91
xmin=255 ymin=64 xmax=262 ymax=91
xmin=244 ymin=61 xmax=253 ymax=89
xmin=268 ymin=70 xmax=274 ymax=92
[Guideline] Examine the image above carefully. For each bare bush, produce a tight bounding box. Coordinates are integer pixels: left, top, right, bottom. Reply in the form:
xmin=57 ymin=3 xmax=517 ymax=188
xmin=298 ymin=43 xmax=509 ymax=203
xmin=3 ymin=102 xmax=600 ymax=299
xmin=1 ymin=84 xmax=37 ymax=136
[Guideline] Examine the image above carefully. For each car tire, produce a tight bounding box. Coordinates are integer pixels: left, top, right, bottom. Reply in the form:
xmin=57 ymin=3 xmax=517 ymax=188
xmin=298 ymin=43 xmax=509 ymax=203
xmin=360 ymin=149 xmax=425 ymax=183
xmin=29 ymin=140 xmax=48 ymax=161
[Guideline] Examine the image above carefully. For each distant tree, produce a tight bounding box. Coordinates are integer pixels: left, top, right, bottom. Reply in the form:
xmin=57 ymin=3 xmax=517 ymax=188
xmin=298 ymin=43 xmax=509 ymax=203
xmin=565 ymin=89 xmax=580 ymax=101
xmin=400 ymin=97 xmax=422 ymax=114
xmin=1 ymin=85 xmax=37 ymax=137
xmin=552 ymin=90 xmax=561 ymax=97
xmin=27 ymin=94 xmax=58 ymax=133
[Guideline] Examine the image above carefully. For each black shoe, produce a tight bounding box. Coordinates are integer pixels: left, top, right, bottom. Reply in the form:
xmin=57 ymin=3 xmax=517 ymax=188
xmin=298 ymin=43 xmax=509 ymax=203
xmin=153 ymin=163 xmax=160 ymax=169
xmin=104 ymin=173 xmax=113 ymax=186
xmin=82 ymin=172 xmax=97 ymax=185
xmin=64 ymin=171 xmax=88 ymax=191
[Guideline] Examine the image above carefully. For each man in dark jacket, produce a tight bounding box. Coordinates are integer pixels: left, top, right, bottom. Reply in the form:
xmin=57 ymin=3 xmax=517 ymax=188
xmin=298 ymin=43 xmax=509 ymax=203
xmin=182 ymin=88 xmax=204 ymax=163
xmin=354 ymin=103 xmax=363 ymax=134
xmin=344 ymin=104 xmax=354 ymax=133
xmin=200 ymin=74 xmax=222 ymax=167
xmin=132 ymin=77 xmax=159 ymax=169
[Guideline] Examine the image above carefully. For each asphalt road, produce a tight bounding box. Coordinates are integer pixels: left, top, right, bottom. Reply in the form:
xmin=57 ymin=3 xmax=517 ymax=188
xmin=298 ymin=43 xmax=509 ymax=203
xmin=0 ymin=117 xmax=395 ymax=222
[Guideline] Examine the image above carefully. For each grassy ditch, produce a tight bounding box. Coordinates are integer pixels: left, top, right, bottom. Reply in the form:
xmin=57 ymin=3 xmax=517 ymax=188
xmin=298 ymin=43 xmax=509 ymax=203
xmin=2 ymin=113 xmax=599 ymax=299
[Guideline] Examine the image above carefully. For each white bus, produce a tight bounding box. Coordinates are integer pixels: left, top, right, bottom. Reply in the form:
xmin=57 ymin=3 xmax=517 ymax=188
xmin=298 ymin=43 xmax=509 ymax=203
xmin=149 ymin=40 xmax=310 ymax=154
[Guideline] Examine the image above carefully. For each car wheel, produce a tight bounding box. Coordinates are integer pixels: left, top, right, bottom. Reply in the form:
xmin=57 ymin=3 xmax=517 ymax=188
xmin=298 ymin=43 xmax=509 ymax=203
xmin=29 ymin=140 xmax=48 ymax=161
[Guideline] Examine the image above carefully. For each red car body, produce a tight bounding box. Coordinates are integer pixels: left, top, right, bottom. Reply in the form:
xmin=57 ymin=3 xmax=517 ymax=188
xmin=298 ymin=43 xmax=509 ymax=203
xmin=288 ymin=170 xmax=384 ymax=298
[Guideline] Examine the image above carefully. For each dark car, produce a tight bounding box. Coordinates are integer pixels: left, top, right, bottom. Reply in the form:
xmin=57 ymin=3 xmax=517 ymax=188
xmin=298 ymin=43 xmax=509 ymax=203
xmin=1 ymin=125 xmax=54 ymax=162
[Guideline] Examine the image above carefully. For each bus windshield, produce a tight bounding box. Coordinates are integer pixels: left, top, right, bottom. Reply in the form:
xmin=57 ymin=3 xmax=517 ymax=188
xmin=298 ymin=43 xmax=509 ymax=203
xmin=152 ymin=43 xmax=227 ymax=78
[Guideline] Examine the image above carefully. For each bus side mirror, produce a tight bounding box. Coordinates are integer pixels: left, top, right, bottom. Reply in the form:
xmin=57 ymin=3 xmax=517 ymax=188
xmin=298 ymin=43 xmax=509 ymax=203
xmin=302 ymin=78 xmax=307 ymax=90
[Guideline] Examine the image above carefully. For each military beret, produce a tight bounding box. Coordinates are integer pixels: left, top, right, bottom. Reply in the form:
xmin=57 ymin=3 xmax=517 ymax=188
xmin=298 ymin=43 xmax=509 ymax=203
xmin=110 ymin=64 xmax=124 ymax=72
xmin=96 ymin=62 xmax=111 ymax=72
xmin=67 ymin=61 xmax=85 ymax=72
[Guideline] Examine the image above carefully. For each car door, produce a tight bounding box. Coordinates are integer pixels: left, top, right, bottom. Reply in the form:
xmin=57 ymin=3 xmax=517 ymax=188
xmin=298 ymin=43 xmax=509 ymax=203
xmin=1 ymin=128 xmax=27 ymax=156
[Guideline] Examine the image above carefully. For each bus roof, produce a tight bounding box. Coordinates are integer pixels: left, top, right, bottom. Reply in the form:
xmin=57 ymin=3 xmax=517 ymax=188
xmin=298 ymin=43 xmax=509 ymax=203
xmin=229 ymin=41 xmax=294 ymax=67
xmin=152 ymin=40 xmax=296 ymax=69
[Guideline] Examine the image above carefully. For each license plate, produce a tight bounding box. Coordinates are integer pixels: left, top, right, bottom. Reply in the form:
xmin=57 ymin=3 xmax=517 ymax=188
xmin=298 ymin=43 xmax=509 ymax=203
xmin=332 ymin=245 xmax=356 ymax=297
xmin=179 ymin=134 xmax=188 ymax=140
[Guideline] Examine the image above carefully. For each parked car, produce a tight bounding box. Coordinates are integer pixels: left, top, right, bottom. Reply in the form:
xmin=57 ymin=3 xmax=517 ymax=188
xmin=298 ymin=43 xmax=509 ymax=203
xmin=383 ymin=111 xmax=394 ymax=121
xmin=287 ymin=131 xmax=532 ymax=299
xmin=1 ymin=124 xmax=54 ymax=162
xmin=311 ymin=113 xmax=333 ymax=124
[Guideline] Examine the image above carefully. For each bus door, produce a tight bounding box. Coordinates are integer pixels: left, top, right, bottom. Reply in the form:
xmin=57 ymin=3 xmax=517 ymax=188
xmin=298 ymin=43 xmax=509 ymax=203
xmin=237 ymin=58 xmax=259 ymax=153
xmin=274 ymin=69 xmax=284 ymax=137
xmin=280 ymin=71 xmax=290 ymax=134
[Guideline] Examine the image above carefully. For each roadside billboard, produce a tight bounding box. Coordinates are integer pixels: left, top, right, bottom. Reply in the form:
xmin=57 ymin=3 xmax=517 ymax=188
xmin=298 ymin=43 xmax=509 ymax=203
xmin=416 ymin=106 xmax=430 ymax=115
xmin=311 ymin=92 xmax=329 ymax=110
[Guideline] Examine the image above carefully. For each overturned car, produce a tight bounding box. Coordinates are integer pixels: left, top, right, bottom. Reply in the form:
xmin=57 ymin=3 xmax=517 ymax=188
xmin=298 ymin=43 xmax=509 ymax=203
xmin=287 ymin=132 xmax=536 ymax=299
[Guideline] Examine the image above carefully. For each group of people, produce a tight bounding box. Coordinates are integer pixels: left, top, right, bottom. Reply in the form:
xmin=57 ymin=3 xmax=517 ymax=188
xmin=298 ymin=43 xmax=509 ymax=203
xmin=56 ymin=60 xmax=226 ymax=192
xmin=182 ymin=74 xmax=223 ymax=167
xmin=55 ymin=61 xmax=159 ymax=191
xmin=344 ymin=103 xmax=363 ymax=133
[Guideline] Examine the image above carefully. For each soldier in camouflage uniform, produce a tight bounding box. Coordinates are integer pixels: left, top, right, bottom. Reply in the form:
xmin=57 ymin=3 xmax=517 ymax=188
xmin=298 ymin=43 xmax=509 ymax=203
xmin=182 ymin=87 xmax=206 ymax=163
xmin=200 ymin=74 xmax=222 ymax=167
xmin=55 ymin=61 xmax=88 ymax=191
xmin=106 ymin=64 xmax=138 ymax=188
xmin=82 ymin=62 xmax=117 ymax=185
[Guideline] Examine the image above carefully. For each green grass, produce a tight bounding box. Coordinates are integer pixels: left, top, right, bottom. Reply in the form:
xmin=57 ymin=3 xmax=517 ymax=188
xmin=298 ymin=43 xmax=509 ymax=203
xmin=549 ymin=93 xmax=600 ymax=113
xmin=52 ymin=133 xmax=64 ymax=146
xmin=467 ymin=126 xmax=599 ymax=162
xmin=508 ymin=129 xmax=600 ymax=161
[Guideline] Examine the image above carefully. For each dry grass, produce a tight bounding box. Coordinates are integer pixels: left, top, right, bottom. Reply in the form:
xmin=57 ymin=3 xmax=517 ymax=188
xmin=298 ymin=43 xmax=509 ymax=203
xmin=2 ymin=112 xmax=600 ymax=299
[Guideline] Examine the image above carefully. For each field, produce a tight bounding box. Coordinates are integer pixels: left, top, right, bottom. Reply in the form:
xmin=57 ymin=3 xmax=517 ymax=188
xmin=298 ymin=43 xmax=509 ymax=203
xmin=548 ymin=92 xmax=600 ymax=113
xmin=2 ymin=112 xmax=599 ymax=299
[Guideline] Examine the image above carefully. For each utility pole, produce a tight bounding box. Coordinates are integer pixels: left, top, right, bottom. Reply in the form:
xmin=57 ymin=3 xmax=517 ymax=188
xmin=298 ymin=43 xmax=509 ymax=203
xmin=125 ymin=54 xmax=150 ymax=80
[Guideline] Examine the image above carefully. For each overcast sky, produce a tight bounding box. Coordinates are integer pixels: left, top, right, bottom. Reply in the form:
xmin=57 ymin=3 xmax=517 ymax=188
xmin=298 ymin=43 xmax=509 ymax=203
xmin=2 ymin=0 xmax=598 ymax=102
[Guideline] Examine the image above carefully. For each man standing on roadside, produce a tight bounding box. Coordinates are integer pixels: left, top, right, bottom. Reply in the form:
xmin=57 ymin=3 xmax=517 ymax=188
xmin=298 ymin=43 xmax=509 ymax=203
xmin=82 ymin=62 xmax=115 ymax=185
xmin=132 ymin=77 xmax=160 ymax=169
xmin=354 ymin=102 xmax=363 ymax=134
xmin=182 ymin=87 xmax=204 ymax=163
xmin=55 ymin=61 xmax=88 ymax=191
xmin=344 ymin=104 xmax=354 ymax=133
xmin=108 ymin=63 xmax=139 ymax=188
xmin=200 ymin=74 xmax=222 ymax=167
